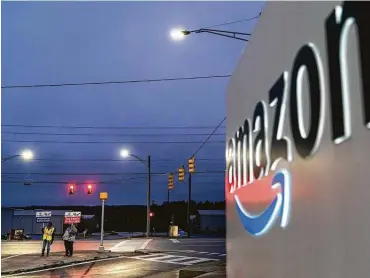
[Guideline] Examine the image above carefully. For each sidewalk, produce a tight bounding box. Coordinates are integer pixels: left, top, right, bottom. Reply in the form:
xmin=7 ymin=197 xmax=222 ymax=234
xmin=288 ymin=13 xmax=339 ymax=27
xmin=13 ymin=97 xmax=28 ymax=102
xmin=1 ymin=251 xmax=133 ymax=276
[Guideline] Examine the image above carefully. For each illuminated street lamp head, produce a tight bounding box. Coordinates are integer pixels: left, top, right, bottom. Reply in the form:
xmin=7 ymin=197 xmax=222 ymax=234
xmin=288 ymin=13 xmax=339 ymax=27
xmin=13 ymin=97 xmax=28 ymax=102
xmin=120 ymin=149 xmax=130 ymax=158
xmin=170 ymin=28 xmax=190 ymax=41
xmin=20 ymin=150 xmax=34 ymax=160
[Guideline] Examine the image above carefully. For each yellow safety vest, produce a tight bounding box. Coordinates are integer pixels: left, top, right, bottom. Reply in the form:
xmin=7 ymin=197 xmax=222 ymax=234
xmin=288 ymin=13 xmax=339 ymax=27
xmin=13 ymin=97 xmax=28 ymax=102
xmin=43 ymin=227 xmax=54 ymax=241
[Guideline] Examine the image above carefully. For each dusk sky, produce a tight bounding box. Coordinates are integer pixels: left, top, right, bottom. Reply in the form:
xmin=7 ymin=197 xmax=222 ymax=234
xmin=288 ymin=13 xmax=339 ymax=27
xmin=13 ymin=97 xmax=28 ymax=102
xmin=1 ymin=1 xmax=264 ymax=206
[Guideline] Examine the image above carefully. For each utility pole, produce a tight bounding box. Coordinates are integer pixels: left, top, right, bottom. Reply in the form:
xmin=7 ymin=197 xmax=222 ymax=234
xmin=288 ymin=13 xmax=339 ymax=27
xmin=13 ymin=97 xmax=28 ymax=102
xmin=187 ymin=156 xmax=195 ymax=238
xmin=146 ymin=155 xmax=151 ymax=237
xmin=187 ymin=173 xmax=192 ymax=238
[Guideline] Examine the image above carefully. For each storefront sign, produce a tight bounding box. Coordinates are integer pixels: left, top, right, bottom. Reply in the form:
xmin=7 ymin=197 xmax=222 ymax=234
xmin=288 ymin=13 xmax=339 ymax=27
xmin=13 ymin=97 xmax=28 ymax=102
xmin=226 ymin=1 xmax=369 ymax=237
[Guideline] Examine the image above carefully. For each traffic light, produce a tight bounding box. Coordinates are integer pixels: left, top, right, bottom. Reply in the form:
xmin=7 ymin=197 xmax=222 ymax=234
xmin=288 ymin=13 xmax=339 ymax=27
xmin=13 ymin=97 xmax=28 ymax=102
xmin=149 ymin=212 xmax=154 ymax=217
xmin=69 ymin=184 xmax=75 ymax=195
xmin=188 ymin=156 xmax=195 ymax=174
xmin=168 ymin=173 xmax=174 ymax=190
xmin=178 ymin=165 xmax=185 ymax=181
xmin=87 ymin=184 xmax=93 ymax=195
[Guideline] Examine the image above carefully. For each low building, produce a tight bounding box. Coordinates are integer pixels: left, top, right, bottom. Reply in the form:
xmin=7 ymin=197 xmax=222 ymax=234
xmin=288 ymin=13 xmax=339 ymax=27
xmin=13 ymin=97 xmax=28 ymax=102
xmin=1 ymin=208 xmax=78 ymax=235
xmin=1 ymin=207 xmax=14 ymax=235
xmin=198 ymin=210 xmax=225 ymax=232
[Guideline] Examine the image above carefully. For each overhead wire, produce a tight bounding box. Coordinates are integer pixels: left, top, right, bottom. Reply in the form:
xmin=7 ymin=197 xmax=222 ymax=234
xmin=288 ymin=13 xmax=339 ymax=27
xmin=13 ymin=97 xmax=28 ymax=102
xmin=160 ymin=117 xmax=227 ymax=179
xmin=1 ymin=74 xmax=231 ymax=89
xmin=202 ymin=13 xmax=261 ymax=29
xmin=1 ymin=131 xmax=225 ymax=137
xmin=2 ymin=124 xmax=225 ymax=130
xmin=1 ymin=157 xmax=224 ymax=163
xmin=1 ymin=170 xmax=225 ymax=176
xmin=191 ymin=117 xmax=226 ymax=158
xmin=1 ymin=139 xmax=225 ymax=144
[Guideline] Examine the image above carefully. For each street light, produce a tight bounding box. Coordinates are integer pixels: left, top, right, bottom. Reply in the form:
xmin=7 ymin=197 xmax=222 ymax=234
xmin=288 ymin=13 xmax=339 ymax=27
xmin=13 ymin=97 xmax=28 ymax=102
xmin=120 ymin=149 xmax=151 ymax=237
xmin=2 ymin=149 xmax=34 ymax=162
xmin=170 ymin=28 xmax=189 ymax=41
xmin=170 ymin=28 xmax=251 ymax=42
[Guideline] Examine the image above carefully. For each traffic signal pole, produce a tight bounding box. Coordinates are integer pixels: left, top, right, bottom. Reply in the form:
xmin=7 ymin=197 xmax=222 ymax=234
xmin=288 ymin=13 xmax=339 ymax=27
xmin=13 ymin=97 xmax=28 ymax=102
xmin=187 ymin=173 xmax=192 ymax=238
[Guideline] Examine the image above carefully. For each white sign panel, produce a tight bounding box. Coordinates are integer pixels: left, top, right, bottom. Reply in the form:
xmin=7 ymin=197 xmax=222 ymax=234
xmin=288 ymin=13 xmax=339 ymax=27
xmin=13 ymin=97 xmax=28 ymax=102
xmin=36 ymin=211 xmax=52 ymax=218
xmin=65 ymin=211 xmax=81 ymax=217
xmin=64 ymin=211 xmax=81 ymax=224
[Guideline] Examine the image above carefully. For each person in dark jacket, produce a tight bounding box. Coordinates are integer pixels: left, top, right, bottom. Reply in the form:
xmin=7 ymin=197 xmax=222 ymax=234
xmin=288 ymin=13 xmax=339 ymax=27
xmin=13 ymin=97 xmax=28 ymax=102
xmin=62 ymin=224 xmax=77 ymax=257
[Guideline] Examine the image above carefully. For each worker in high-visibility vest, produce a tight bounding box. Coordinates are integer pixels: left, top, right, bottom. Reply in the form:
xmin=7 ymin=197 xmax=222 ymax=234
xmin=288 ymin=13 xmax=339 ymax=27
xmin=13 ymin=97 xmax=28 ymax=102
xmin=41 ymin=222 xmax=55 ymax=257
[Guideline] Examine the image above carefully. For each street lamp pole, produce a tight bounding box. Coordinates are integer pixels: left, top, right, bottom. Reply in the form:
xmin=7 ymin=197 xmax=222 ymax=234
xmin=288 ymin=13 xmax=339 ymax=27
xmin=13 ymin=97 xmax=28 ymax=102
xmin=120 ymin=150 xmax=151 ymax=237
xmin=1 ymin=155 xmax=20 ymax=162
xmin=1 ymin=150 xmax=34 ymax=163
xmin=171 ymin=28 xmax=251 ymax=42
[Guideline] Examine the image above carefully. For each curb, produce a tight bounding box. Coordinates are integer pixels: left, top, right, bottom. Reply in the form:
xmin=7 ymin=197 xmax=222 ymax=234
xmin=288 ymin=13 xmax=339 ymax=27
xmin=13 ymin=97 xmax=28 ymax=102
xmin=134 ymin=249 xmax=162 ymax=254
xmin=1 ymin=253 xmax=133 ymax=276
xmin=195 ymin=271 xmax=226 ymax=277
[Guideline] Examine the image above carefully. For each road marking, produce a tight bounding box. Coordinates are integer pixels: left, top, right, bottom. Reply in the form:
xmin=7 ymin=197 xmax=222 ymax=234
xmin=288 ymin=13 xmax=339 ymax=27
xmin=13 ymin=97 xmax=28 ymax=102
xmin=140 ymin=239 xmax=152 ymax=249
xmin=170 ymin=239 xmax=180 ymax=243
xmin=1 ymin=254 xmax=23 ymax=261
xmin=198 ymin=251 xmax=209 ymax=254
xmin=110 ymin=240 xmax=128 ymax=251
xmin=219 ymin=254 xmax=226 ymax=257
xmin=210 ymin=253 xmax=220 ymax=255
xmin=133 ymin=253 xmax=218 ymax=266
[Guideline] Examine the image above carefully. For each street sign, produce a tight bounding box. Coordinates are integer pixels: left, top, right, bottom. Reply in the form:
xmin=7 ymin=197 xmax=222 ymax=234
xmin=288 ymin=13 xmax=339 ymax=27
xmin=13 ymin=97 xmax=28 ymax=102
xmin=64 ymin=211 xmax=81 ymax=224
xmin=100 ymin=192 xmax=108 ymax=200
xmin=36 ymin=211 xmax=52 ymax=223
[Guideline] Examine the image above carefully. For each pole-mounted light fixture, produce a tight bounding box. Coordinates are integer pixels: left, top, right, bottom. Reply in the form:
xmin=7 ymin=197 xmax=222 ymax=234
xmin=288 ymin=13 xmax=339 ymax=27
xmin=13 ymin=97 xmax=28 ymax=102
xmin=170 ymin=28 xmax=251 ymax=42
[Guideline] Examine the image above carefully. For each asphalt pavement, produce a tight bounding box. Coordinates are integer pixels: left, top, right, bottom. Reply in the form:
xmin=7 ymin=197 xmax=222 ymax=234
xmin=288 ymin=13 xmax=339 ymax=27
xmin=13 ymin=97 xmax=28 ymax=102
xmin=2 ymin=256 xmax=183 ymax=277
xmin=146 ymin=237 xmax=226 ymax=261
xmin=1 ymin=240 xmax=122 ymax=256
xmin=1 ymin=237 xmax=226 ymax=277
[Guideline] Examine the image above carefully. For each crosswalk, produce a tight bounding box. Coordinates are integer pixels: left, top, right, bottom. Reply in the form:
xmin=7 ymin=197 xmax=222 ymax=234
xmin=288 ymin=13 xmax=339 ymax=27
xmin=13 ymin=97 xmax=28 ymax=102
xmin=171 ymin=249 xmax=226 ymax=257
xmin=132 ymin=253 xmax=218 ymax=266
xmin=110 ymin=239 xmax=152 ymax=252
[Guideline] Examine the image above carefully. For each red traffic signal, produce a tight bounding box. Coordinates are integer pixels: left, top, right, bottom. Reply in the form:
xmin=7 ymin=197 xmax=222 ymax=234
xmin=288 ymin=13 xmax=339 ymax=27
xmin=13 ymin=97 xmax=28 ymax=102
xmin=68 ymin=184 xmax=75 ymax=195
xmin=87 ymin=184 xmax=93 ymax=195
xmin=149 ymin=212 xmax=154 ymax=217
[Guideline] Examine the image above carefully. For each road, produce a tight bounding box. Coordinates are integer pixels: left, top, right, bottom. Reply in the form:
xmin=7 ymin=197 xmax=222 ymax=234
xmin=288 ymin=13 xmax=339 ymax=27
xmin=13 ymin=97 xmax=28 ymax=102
xmin=146 ymin=237 xmax=226 ymax=260
xmin=2 ymin=256 xmax=185 ymax=277
xmin=1 ymin=237 xmax=225 ymax=277
xmin=1 ymin=237 xmax=226 ymax=258
xmin=1 ymin=240 xmax=122 ymax=256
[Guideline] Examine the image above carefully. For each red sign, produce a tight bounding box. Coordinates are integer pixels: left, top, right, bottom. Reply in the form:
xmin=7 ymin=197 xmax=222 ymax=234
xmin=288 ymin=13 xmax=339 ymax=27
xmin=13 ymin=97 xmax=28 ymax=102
xmin=64 ymin=216 xmax=81 ymax=224
xmin=64 ymin=212 xmax=81 ymax=224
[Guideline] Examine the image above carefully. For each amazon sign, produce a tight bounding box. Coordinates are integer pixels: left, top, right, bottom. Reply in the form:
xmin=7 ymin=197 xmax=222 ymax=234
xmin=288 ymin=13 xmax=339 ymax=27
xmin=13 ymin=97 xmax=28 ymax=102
xmin=226 ymin=2 xmax=370 ymax=278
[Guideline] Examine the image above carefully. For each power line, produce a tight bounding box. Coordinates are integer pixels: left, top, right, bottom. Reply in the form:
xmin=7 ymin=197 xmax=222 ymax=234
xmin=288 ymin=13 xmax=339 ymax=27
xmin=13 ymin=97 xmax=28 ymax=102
xmin=1 ymin=131 xmax=225 ymax=137
xmin=161 ymin=117 xmax=227 ymax=178
xmin=203 ymin=13 xmax=261 ymax=29
xmin=2 ymin=124 xmax=225 ymax=130
xmin=2 ymin=180 xmax=224 ymax=185
xmin=1 ymin=170 xmax=225 ymax=176
xmin=2 ymin=139 xmax=225 ymax=144
xmin=192 ymin=117 xmax=226 ymax=157
xmin=3 ymin=161 xmax=225 ymax=168
xmin=1 ymin=74 xmax=231 ymax=89
xmin=1 ymin=157 xmax=224 ymax=163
